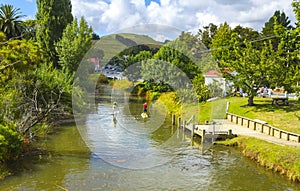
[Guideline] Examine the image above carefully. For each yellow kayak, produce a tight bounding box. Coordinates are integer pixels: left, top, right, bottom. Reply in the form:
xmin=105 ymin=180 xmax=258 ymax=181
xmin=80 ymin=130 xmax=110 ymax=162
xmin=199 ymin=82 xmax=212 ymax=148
xmin=141 ymin=112 xmax=148 ymax=119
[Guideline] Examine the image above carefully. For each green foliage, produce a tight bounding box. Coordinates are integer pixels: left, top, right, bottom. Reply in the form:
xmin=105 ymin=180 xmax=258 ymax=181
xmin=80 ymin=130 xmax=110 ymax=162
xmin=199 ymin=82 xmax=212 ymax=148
xmin=96 ymin=73 xmax=109 ymax=86
xmin=211 ymin=21 xmax=299 ymax=105
xmin=197 ymin=23 xmax=218 ymax=48
xmin=153 ymin=46 xmax=201 ymax=80
xmin=0 ymin=31 xmax=6 ymax=42
xmin=36 ymin=0 xmax=73 ymax=66
xmin=207 ymin=80 xmax=223 ymax=98
xmin=292 ymin=0 xmax=300 ymax=22
xmin=21 ymin=19 xmax=36 ymax=40
xmin=0 ymin=39 xmax=45 ymax=78
xmin=211 ymin=22 xmax=239 ymax=62
xmin=108 ymin=45 xmax=158 ymax=69
xmin=166 ymin=31 xmax=216 ymax=73
xmin=56 ymin=17 xmax=93 ymax=73
xmin=262 ymin=10 xmax=293 ymax=50
xmin=1 ymin=38 xmax=76 ymax=138
xmin=192 ymin=74 xmax=210 ymax=102
xmin=0 ymin=4 xmax=24 ymax=39
xmin=0 ymin=124 xmax=21 ymax=162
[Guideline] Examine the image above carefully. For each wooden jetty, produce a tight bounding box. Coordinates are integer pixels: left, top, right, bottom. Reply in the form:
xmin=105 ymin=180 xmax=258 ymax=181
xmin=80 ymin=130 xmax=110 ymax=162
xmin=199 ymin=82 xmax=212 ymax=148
xmin=180 ymin=115 xmax=236 ymax=143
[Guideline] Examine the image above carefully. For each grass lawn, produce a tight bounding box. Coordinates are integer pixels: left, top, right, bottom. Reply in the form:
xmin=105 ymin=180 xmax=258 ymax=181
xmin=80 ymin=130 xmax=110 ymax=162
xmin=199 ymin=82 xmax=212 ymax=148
xmin=227 ymin=97 xmax=300 ymax=134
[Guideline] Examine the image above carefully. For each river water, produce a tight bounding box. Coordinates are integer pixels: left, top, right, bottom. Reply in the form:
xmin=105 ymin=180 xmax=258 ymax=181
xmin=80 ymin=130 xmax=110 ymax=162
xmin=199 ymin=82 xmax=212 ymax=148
xmin=1 ymin=87 xmax=300 ymax=191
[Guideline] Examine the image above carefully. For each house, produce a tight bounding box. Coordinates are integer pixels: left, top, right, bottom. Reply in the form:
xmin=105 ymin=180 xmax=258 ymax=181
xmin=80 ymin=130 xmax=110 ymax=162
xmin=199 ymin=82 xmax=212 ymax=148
xmin=90 ymin=58 xmax=101 ymax=72
xmin=203 ymin=69 xmax=227 ymax=96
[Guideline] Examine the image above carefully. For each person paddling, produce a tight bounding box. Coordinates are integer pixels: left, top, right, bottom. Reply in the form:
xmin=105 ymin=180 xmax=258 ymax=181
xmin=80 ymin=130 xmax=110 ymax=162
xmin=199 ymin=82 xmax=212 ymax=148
xmin=113 ymin=102 xmax=118 ymax=116
xmin=141 ymin=102 xmax=148 ymax=119
xmin=143 ymin=102 xmax=147 ymax=113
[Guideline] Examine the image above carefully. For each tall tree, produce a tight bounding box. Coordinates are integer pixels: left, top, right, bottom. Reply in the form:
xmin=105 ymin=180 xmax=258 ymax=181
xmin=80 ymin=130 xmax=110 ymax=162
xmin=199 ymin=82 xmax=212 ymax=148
xmin=56 ymin=17 xmax=93 ymax=73
xmin=262 ymin=10 xmax=293 ymax=50
xmin=292 ymin=0 xmax=300 ymax=22
xmin=0 ymin=4 xmax=24 ymax=39
xmin=36 ymin=0 xmax=73 ymax=67
xmin=211 ymin=23 xmax=275 ymax=106
xmin=271 ymin=1 xmax=300 ymax=92
xmin=197 ymin=23 xmax=218 ymax=48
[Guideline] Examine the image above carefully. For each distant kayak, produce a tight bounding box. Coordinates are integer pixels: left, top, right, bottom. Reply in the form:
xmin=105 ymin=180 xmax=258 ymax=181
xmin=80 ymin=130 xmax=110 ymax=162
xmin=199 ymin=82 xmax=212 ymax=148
xmin=141 ymin=112 xmax=148 ymax=119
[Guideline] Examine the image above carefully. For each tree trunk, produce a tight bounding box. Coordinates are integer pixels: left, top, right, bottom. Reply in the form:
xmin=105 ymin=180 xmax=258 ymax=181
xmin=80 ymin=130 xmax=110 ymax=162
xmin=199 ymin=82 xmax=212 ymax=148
xmin=248 ymin=96 xmax=254 ymax=106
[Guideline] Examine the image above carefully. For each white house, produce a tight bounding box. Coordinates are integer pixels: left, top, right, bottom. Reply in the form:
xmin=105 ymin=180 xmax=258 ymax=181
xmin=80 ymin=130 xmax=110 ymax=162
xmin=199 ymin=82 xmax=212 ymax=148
xmin=203 ymin=70 xmax=227 ymax=96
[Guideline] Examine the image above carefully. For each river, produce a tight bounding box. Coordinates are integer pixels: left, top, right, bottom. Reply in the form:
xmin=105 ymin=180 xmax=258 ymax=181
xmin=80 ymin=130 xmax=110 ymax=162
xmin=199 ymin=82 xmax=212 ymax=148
xmin=1 ymin=87 xmax=300 ymax=191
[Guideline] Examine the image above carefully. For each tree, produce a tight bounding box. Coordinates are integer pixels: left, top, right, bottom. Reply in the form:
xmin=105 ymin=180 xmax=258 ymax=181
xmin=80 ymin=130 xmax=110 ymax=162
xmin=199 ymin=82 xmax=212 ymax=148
xmin=211 ymin=23 xmax=278 ymax=106
xmin=36 ymin=0 xmax=73 ymax=67
xmin=21 ymin=19 xmax=36 ymax=40
xmin=192 ymin=74 xmax=210 ymax=102
xmin=233 ymin=25 xmax=260 ymax=44
xmin=292 ymin=0 xmax=300 ymax=21
xmin=56 ymin=17 xmax=93 ymax=73
xmin=271 ymin=1 xmax=300 ymax=93
xmin=197 ymin=23 xmax=218 ymax=48
xmin=153 ymin=46 xmax=201 ymax=80
xmin=0 ymin=4 xmax=24 ymax=39
xmin=262 ymin=10 xmax=293 ymax=50
xmin=0 ymin=37 xmax=75 ymax=144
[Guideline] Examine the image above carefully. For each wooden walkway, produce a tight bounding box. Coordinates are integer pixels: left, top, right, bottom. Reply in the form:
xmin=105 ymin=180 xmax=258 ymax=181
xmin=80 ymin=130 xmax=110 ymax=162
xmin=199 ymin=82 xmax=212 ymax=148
xmin=185 ymin=119 xmax=300 ymax=147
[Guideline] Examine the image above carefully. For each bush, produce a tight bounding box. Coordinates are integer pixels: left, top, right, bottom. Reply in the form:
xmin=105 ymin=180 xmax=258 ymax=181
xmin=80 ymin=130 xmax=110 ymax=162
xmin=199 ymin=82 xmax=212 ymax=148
xmin=0 ymin=125 xmax=21 ymax=162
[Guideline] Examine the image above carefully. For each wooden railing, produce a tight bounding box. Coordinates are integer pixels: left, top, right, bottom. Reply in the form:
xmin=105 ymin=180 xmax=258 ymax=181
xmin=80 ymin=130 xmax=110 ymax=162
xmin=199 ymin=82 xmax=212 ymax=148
xmin=226 ymin=112 xmax=300 ymax=143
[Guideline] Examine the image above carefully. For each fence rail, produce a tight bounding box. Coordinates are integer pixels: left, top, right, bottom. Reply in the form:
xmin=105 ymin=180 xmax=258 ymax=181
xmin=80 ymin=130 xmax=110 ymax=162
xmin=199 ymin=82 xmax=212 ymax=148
xmin=226 ymin=112 xmax=300 ymax=143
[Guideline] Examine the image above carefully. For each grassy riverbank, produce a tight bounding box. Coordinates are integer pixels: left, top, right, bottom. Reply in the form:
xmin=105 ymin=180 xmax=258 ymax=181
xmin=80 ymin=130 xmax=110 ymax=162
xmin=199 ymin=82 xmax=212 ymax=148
xmin=109 ymin=80 xmax=300 ymax=182
xmin=216 ymin=136 xmax=300 ymax=182
xmin=157 ymin=93 xmax=300 ymax=182
xmin=227 ymin=97 xmax=300 ymax=134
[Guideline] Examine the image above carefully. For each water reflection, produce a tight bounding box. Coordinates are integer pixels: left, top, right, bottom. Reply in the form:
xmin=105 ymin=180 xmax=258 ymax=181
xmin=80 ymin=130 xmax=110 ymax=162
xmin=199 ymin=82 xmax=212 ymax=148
xmin=1 ymin=88 xmax=300 ymax=190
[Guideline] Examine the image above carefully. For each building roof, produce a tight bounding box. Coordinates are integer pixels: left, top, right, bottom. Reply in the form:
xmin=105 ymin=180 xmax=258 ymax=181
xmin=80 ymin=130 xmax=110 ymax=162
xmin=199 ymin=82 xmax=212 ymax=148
xmin=203 ymin=69 xmax=222 ymax=77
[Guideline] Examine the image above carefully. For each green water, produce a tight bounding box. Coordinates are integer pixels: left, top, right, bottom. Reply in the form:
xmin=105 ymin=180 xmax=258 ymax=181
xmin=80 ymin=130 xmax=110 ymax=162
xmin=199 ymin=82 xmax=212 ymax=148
xmin=1 ymin=88 xmax=300 ymax=190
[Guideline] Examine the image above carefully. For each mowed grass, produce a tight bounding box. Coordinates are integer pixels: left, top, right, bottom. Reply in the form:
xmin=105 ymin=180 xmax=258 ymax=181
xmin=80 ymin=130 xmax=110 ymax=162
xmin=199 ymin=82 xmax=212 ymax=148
xmin=228 ymin=97 xmax=300 ymax=134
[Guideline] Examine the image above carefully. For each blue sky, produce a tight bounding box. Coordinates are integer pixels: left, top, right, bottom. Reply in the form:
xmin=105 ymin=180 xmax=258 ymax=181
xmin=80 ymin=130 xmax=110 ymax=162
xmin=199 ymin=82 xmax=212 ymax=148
xmin=1 ymin=0 xmax=297 ymax=40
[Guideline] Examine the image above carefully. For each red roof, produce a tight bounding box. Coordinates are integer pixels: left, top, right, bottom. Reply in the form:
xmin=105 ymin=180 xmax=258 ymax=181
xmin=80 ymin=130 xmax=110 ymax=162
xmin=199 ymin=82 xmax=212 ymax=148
xmin=203 ymin=70 xmax=222 ymax=77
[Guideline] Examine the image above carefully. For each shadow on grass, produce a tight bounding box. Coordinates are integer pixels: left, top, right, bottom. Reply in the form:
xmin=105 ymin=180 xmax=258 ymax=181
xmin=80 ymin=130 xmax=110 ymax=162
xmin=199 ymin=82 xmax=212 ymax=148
xmin=240 ymin=99 xmax=300 ymax=113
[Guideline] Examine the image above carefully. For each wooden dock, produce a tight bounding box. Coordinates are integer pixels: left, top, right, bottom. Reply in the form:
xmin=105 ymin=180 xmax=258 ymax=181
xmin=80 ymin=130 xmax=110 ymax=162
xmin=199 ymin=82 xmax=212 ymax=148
xmin=180 ymin=115 xmax=236 ymax=143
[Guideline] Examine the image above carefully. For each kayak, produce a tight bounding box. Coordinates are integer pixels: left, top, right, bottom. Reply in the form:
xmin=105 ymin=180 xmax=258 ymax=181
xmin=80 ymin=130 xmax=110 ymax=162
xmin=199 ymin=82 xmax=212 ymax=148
xmin=141 ymin=112 xmax=148 ymax=119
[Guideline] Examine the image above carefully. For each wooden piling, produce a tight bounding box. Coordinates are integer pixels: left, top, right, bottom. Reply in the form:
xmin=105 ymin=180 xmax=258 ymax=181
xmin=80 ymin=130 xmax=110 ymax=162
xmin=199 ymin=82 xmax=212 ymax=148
xmin=201 ymin=129 xmax=206 ymax=143
xmin=178 ymin=117 xmax=181 ymax=128
xmin=183 ymin=120 xmax=186 ymax=131
xmin=172 ymin=114 xmax=176 ymax=125
xmin=191 ymin=124 xmax=195 ymax=137
xmin=228 ymin=129 xmax=232 ymax=136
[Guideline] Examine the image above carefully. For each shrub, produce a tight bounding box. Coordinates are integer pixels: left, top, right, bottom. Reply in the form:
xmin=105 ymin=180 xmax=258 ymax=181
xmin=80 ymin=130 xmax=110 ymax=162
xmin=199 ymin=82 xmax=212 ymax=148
xmin=0 ymin=125 xmax=21 ymax=162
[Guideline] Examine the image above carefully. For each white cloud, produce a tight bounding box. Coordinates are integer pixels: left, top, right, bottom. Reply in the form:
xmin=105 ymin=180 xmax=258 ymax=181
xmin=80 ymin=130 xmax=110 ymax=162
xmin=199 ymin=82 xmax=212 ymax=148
xmin=70 ymin=0 xmax=297 ymax=37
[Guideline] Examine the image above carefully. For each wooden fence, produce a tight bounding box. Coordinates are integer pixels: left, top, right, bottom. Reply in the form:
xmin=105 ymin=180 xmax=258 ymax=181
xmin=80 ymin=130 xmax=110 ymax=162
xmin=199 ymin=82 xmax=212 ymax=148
xmin=226 ymin=112 xmax=300 ymax=143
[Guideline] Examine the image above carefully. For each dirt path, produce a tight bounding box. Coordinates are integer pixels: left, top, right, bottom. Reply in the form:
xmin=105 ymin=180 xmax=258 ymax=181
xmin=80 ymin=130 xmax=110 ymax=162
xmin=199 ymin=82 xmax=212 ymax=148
xmin=209 ymin=119 xmax=300 ymax=147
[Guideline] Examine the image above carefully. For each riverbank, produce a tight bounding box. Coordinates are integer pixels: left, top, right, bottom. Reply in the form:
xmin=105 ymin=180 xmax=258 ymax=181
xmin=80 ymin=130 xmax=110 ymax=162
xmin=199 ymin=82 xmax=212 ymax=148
xmin=215 ymin=136 xmax=300 ymax=182
xmin=156 ymin=92 xmax=300 ymax=182
xmin=110 ymin=80 xmax=300 ymax=182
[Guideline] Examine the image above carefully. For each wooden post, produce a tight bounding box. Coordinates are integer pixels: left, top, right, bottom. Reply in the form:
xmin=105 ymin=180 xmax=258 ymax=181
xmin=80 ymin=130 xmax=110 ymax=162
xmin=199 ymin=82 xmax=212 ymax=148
xmin=183 ymin=120 xmax=186 ymax=131
xmin=191 ymin=124 xmax=195 ymax=137
xmin=201 ymin=130 xmax=206 ymax=143
xmin=172 ymin=114 xmax=176 ymax=125
xmin=228 ymin=129 xmax=232 ymax=136
xmin=178 ymin=117 xmax=181 ymax=128
xmin=226 ymin=102 xmax=230 ymax=112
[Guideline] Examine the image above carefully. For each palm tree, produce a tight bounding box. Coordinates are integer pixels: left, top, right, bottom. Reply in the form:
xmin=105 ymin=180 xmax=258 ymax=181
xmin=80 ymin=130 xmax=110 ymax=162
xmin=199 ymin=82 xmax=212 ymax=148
xmin=0 ymin=4 xmax=24 ymax=39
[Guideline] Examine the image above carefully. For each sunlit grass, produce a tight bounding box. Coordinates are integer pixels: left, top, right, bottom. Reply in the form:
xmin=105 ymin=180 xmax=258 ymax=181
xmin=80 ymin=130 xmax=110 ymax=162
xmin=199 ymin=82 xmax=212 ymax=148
xmin=228 ymin=97 xmax=300 ymax=134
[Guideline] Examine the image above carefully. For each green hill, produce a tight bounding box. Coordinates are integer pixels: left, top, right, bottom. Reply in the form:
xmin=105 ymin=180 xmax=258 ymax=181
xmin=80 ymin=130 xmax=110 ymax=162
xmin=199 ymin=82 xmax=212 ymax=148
xmin=91 ymin=33 xmax=162 ymax=65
